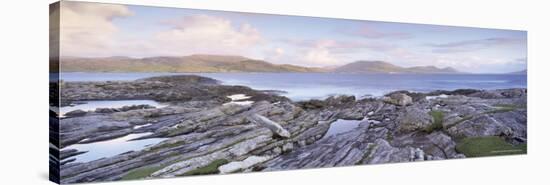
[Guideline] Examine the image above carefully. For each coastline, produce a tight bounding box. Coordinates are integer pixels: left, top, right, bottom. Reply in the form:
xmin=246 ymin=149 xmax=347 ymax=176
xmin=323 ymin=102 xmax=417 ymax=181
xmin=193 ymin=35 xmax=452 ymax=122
xmin=51 ymin=75 xmax=527 ymax=183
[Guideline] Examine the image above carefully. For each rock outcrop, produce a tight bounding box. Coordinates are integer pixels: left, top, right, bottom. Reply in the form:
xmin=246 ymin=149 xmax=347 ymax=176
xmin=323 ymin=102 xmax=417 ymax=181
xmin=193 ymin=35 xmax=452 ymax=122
xmin=218 ymin=155 xmax=273 ymax=174
xmin=54 ymin=75 xmax=527 ymax=183
xmin=396 ymin=106 xmax=433 ymax=132
xmin=248 ymin=114 xmax=291 ymax=138
xmin=383 ymin=93 xmax=413 ymax=106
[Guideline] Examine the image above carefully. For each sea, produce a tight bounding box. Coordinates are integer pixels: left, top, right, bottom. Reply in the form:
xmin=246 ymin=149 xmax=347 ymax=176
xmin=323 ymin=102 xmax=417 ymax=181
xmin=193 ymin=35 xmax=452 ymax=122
xmin=58 ymin=72 xmax=527 ymax=101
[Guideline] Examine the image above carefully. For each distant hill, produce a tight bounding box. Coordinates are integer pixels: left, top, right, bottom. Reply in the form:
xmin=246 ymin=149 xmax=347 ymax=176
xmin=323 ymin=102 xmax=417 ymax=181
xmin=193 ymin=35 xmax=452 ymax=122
xmin=59 ymin=55 xmax=462 ymax=74
xmin=331 ymin=61 xmax=460 ymax=74
xmin=59 ymin=55 xmax=323 ymax=73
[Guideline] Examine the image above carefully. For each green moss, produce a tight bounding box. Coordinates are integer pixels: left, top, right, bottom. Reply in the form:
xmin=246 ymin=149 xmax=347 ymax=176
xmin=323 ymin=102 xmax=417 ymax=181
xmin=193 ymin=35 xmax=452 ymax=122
xmin=121 ymin=166 xmax=164 ymax=180
xmin=494 ymin=104 xmax=525 ymax=109
xmin=485 ymin=107 xmax=516 ymax=114
xmin=485 ymin=104 xmax=522 ymax=114
xmin=424 ymin=111 xmax=444 ymax=133
xmin=456 ymin=136 xmax=526 ymax=157
xmin=386 ymin=132 xmax=394 ymax=142
xmin=181 ymin=159 xmax=229 ymax=176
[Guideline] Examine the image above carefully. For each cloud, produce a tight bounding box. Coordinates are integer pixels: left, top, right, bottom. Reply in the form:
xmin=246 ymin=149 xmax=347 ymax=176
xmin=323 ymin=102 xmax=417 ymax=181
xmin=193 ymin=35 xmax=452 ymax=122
xmin=263 ymin=47 xmax=286 ymax=63
xmin=427 ymin=37 xmax=525 ymax=53
xmin=274 ymin=39 xmax=378 ymax=66
xmin=282 ymin=39 xmax=396 ymax=53
xmin=263 ymin=40 xmax=342 ymax=67
xmin=152 ymin=15 xmax=262 ymax=56
xmin=300 ymin=43 xmax=340 ymax=67
xmin=59 ymin=3 xmax=263 ymax=57
xmin=274 ymin=48 xmax=285 ymax=55
xmin=59 ymin=2 xmax=132 ymax=57
xmin=347 ymin=25 xmax=412 ymax=39
xmin=275 ymin=38 xmax=414 ymax=67
xmin=377 ymin=49 xmax=527 ymax=73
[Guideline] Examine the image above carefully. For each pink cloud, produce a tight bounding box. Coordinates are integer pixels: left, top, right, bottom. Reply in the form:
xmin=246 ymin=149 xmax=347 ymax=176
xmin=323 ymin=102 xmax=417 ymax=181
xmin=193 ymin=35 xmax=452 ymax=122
xmin=281 ymin=39 xmax=396 ymax=53
xmin=153 ymin=15 xmax=263 ymax=56
xmin=349 ymin=25 xmax=412 ymax=39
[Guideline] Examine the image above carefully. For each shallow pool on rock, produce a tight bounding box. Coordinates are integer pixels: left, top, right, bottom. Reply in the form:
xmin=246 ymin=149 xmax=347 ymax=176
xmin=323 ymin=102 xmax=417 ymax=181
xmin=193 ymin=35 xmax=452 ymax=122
xmin=65 ymin=133 xmax=167 ymax=163
xmin=60 ymin=100 xmax=166 ymax=117
xmin=322 ymin=118 xmax=366 ymax=139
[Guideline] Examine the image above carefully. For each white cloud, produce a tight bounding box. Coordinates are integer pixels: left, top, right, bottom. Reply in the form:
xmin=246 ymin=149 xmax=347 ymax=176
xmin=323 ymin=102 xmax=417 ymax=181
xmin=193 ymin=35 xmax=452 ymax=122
xmin=350 ymin=25 xmax=412 ymax=39
xmin=274 ymin=48 xmax=285 ymax=55
xmin=152 ymin=15 xmax=262 ymax=56
xmin=59 ymin=3 xmax=263 ymax=58
xmin=300 ymin=41 xmax=340 ymax=66
xmin=263 ymin=40 xmax=347 ymax=66
xmin=263 ymin=47 xmax=286 ymax=63
xmin=378 ymin=49 xmax=525 ymax=73
xmin=59 ymin=2 xmax=132 ymax=57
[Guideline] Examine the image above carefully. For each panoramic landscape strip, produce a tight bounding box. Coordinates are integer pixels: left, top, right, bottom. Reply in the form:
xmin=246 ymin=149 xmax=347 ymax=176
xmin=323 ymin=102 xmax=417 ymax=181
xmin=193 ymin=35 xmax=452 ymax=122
xmin=49 ymin=1 xmax=527 ymax=184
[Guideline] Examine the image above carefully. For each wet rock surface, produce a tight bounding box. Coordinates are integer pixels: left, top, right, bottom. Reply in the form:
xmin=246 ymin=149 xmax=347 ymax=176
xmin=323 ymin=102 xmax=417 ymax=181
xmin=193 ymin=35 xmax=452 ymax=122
xmin=54 ymin=75 xmax=527 ymax=183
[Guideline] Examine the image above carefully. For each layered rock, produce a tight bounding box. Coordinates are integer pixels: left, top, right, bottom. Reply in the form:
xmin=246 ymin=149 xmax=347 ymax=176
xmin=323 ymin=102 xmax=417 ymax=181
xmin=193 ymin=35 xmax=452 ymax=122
xmin=396 ymin=106 xmax=433 ymax=132
xmin=383 ymin=93 xmax=413 ymax=106
xmin=55 ymin=75 xmax=527 ymax=183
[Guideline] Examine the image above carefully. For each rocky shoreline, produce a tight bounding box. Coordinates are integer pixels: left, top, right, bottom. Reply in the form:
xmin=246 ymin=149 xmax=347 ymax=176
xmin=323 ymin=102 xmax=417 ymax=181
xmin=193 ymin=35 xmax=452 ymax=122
xmin=53 ymin=75 xmax=527 ymax=183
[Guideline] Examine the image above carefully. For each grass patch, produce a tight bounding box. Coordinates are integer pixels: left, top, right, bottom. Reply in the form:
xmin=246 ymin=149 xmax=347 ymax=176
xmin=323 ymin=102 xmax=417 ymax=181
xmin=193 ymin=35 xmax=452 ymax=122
xmin=494 ymin=104 xmax=525 ymax=109
xmin=122 ymin=166 xmax=164 ymax=180
xmin=181 ymin=159 xmax=229 ymax=176
xmin=456 ymin=136 xmax=526 ymax=157
xmin=485 ymin=107 xmax=516 ymax=114
xmin=485 ymin=104 xmax=523 ymax=114
xmin=424 ymin=111 xmax=444 ymax=133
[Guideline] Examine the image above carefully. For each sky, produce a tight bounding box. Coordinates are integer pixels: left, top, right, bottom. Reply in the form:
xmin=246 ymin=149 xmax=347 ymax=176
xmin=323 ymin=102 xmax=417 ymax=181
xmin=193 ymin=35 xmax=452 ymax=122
xmin=57 ymin=1 xmax=527 ymax=73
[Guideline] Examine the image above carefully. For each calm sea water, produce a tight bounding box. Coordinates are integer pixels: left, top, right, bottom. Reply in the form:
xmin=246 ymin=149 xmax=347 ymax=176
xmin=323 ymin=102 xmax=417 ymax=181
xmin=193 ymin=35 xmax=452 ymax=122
xmin=59 ymin=72 xmax=527 ymax=100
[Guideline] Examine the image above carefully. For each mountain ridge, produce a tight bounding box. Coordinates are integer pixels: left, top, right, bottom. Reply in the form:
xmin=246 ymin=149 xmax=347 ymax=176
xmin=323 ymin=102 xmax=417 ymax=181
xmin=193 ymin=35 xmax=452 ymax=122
xmin=58 ymin=55 xmax=462 ymax=74
xmin=331 ymin=60 xmax=461 ymax=74
xmin=59 ymin=55 xmax=324 ymax=73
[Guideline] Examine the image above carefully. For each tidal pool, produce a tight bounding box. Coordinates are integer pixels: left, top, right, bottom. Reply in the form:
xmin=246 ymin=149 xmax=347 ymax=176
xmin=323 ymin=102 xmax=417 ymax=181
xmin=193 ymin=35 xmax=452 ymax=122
xmin=322 ymin=118 xmax=366 ymax=139
xmin=64 ymin=132 xmax=166 ymax=163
